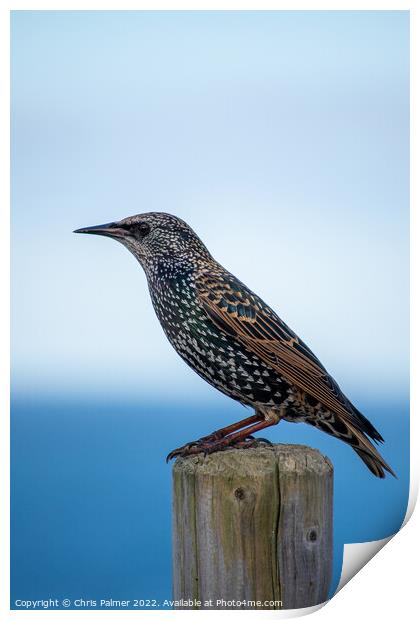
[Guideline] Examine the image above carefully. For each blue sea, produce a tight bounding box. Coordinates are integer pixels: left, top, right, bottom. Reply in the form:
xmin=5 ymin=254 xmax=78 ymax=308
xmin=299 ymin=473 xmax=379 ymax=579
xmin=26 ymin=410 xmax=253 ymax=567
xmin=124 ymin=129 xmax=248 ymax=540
xmin=10 ymin=393 xmax=409 ymax=610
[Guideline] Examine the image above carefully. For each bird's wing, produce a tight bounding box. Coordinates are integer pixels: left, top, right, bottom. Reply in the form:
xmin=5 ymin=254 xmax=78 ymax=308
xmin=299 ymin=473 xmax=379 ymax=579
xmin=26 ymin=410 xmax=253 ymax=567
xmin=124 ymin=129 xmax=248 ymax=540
xmin=196 ymin=272 xmax=366 ymax=432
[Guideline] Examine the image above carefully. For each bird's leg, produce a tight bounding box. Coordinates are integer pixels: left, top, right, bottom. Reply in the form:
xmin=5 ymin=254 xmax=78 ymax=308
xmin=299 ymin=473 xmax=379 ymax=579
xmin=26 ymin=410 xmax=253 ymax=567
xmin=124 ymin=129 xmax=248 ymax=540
xmin=197 ymin=413 xmax=262 ymax=442
xmin=204 ymin=418 xmax=277 ymax=453
xmin=166 ymin=413 xmax=262 ymax=462
xmin=166 ymin=416 xmax=277 ymax=461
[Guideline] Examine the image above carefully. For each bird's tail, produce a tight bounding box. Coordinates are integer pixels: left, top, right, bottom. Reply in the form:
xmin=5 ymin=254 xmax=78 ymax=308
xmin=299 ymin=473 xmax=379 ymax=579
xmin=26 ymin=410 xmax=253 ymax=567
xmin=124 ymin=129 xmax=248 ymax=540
xmin=312 ymin=415 xmax=396 ymax=479
xmin=352 ymin=446 xmax=392 ymax=478
xmin=348 ymin=422 xmax=396 ymax=479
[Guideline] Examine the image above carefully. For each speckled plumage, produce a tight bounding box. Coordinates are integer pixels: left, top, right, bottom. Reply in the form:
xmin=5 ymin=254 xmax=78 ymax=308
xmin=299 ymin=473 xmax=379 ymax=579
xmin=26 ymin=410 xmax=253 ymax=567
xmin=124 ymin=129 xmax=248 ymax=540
xmin=75 ymin=212 xmax=395 ymax=478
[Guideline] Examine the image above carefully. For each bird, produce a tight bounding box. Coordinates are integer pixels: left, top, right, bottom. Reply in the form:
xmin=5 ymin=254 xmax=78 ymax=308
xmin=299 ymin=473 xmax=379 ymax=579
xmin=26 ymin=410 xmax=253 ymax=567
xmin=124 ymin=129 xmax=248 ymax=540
xmin=74 ymin=212 xmax=395 ymax=478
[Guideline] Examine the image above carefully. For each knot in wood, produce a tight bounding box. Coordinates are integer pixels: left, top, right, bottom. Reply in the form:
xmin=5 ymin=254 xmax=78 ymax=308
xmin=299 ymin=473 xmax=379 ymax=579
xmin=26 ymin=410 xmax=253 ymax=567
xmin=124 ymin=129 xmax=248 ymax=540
xmin=307 ymin=528 xmax=318 ymax=542
xmin=234 ymin=487 xmax=246 ymax=501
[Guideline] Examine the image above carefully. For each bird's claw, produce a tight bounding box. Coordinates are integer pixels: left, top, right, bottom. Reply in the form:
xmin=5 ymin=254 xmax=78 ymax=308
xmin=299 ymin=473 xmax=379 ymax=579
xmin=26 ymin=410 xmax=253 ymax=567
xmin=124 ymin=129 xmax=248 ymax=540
xmin=166 ymin=441 xmax=202 ymax=462
xmin=166 ymin=428 xmax=230 ymax=462
xmin=166 ymin=435 xmax=272 ymax=462
xmin=166 ymin=439 xmax=223 ymax=462
xmin=232 ymin=436 xmax=272 ymax=450
xmin=254 ymin=436 xmax=273 ymax=445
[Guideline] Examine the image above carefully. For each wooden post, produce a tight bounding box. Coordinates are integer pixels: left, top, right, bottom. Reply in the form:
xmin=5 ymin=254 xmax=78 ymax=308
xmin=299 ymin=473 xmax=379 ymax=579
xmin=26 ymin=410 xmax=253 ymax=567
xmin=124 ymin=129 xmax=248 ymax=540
xmin=172 ymin=443 xmax=333 ymax=611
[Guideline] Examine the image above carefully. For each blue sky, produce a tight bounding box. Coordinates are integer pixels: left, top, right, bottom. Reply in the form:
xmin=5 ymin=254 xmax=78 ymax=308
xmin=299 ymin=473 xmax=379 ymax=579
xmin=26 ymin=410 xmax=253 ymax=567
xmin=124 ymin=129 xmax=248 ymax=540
xmin=11 ymin=11 xmax=409 ymax=402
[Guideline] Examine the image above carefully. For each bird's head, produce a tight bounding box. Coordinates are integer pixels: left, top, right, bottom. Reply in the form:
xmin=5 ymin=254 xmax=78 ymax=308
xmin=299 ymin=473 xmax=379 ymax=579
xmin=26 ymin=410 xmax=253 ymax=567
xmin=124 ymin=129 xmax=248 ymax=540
xmin=74 ymin=212 xmax=213 ymax=275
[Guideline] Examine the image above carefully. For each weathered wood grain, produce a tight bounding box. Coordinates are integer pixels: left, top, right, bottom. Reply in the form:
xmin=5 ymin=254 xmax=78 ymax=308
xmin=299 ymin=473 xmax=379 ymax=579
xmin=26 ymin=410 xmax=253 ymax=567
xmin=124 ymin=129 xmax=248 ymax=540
xmin=172 ymin=444 xmax=333 ymax=610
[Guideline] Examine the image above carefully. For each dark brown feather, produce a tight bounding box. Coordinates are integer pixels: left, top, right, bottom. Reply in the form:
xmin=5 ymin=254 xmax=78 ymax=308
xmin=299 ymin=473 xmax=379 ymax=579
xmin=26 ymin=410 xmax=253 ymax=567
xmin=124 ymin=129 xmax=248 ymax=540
xmin=197 ymin=272 xmax=389 ymax=454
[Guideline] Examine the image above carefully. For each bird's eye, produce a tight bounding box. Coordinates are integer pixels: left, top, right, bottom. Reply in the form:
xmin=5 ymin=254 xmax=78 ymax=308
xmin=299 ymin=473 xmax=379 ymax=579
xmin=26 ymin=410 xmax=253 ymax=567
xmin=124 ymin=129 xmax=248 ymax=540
xmin=137 ymin=223 xmax=151 ymax=238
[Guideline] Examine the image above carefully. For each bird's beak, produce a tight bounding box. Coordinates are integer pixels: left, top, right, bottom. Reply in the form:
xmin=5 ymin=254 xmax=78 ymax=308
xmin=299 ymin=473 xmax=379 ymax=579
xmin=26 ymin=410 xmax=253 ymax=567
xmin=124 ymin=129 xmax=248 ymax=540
xmin=73 ymin=221 xmax=129 ymax=239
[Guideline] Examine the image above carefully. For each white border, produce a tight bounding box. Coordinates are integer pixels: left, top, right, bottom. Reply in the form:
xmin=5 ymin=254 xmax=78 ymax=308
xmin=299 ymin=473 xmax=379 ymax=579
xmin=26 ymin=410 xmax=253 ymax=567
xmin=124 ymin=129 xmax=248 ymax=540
xmin=2 ymin=3 xmax=417 ymax=618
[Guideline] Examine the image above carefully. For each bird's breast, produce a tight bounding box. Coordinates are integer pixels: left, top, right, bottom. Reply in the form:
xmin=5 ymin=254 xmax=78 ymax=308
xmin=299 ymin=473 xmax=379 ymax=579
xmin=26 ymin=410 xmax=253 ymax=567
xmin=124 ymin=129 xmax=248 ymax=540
xmin=148 ymin=278 xmax=291 ymax=407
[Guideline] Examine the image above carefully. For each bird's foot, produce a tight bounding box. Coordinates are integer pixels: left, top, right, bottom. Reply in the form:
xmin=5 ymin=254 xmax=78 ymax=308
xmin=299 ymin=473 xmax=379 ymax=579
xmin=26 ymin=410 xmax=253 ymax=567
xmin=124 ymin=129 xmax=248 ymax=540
xmin=232 ymin=436 xmax=273 ymax=450
xmin=166 ymin=435 xmax=272 ymax=462
xmin=197 ymin=429 xmax=226 ymax=442
xmin=166 ymin=439 xmax=218 ymax=462
xmin=166 ymin=429 xmax=232 ymax=462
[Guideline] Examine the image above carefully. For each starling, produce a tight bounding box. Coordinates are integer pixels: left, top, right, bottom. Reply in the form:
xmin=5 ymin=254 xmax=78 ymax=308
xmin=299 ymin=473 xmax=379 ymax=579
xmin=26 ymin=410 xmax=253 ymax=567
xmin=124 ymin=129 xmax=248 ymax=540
xmin=74 ymin=212 xmax=395 ymax=478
